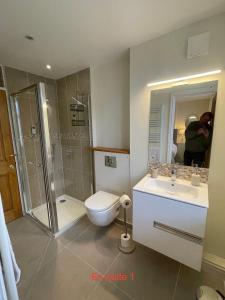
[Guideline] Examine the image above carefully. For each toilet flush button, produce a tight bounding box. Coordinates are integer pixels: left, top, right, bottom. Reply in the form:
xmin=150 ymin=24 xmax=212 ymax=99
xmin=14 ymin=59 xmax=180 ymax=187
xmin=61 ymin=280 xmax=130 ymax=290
xmin=105 ymin=156 xmax=117 ymax=168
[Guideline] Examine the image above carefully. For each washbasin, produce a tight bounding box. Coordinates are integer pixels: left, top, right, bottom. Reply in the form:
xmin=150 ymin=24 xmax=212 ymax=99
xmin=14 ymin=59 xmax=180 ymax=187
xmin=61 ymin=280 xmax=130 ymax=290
xmin=133 ymin=175 xmax=208 ymax=208
xmin=144 ymin=177 xmax=198 ymax=199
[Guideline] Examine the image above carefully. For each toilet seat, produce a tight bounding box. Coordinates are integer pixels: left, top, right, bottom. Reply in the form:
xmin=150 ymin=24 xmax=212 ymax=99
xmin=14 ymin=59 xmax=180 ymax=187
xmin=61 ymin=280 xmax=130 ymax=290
xmin=85 ymin=191 xmax=119 ymax=212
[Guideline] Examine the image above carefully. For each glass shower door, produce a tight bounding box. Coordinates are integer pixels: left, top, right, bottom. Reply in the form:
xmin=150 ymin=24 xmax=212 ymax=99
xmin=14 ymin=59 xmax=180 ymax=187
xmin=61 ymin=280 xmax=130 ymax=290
xmin=10 ymin=84 xmax=58 ymax=233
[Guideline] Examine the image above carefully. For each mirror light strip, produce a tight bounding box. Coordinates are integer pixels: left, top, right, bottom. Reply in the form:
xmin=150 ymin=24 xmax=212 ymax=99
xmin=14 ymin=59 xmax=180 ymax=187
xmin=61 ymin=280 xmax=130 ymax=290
xmin=147 ymin=69 xmax=221 ymax=87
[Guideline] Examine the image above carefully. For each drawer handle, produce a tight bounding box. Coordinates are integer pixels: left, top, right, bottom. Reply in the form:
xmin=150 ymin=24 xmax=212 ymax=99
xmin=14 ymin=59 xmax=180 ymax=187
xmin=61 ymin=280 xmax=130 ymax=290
xmin=153 ymin=221 xmax=203 ymax=245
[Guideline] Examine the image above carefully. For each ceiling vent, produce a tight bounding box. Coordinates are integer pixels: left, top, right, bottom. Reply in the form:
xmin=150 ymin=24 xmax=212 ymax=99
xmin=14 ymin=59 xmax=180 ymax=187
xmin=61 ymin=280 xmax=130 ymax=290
xmin=187 ymin=32 xmax=210 ymax=59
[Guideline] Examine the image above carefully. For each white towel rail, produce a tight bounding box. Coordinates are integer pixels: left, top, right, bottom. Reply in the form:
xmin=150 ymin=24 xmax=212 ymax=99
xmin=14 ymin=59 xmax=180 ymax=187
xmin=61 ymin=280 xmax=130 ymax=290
xmin=0 ymin=195 xmax=19 ymax=300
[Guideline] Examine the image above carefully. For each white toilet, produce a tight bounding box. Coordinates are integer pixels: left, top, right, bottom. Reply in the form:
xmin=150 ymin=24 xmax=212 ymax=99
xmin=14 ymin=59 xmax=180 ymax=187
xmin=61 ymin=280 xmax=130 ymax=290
xmin=84 ymin=191 xmax=121 ymax=226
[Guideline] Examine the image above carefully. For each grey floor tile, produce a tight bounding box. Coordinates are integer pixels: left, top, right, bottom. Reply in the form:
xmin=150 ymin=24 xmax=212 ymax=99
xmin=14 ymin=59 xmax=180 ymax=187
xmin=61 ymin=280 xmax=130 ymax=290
xmin=27 ymin=248 xmax=98 ymax=300
xmin=66 ymin=223 xmax=123 ymax=274
xmin=88 ymin=281 xmax=133 ymax=300
xmin=58 ymin=215 xmax=91 ymax=245
xmin=108 ymin=244 xmax=180 ymax=300
xmin=9 ymin=222 xmax=51 ymax=286
xmin=18 ymin=277 xmax=34 ymax=300
xmin=11 ymin=217 xmax=225 ymax=300
xmin=7 ymin=217 xmax=45 ymax=245
xmin=174 ymin=264 xmax=225 ymax=300
xmin=38 ymin=237 xmax=65 ymax=268
xmin=8 ymin=217 xmax=64 ymax=288
xmin=16 ymin=257 xmax=41 ymax=300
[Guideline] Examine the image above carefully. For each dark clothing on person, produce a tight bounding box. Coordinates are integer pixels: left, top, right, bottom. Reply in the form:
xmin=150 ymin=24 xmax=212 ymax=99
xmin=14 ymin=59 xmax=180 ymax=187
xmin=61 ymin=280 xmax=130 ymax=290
xmin=184 ymin=121 xmax=212 ymax=167
xmin=184 ymin=150 xmax=205 ymax=167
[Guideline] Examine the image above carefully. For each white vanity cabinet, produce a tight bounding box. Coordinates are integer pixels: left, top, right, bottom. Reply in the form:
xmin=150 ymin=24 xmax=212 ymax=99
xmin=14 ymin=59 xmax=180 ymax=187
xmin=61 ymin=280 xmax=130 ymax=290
xmin=133 ymin=189 xmax=208 ymax=271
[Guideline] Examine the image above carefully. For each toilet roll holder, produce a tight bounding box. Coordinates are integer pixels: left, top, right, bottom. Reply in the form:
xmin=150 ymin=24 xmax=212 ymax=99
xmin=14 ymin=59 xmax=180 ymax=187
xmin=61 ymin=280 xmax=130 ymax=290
xmin=118 ymin=197 xmax=135 ymax=254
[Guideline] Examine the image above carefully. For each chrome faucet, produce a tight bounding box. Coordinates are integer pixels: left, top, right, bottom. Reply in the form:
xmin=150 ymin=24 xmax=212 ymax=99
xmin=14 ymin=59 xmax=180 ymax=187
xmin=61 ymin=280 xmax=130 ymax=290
xmin=171 ymin=168 xmax=177 ymax=181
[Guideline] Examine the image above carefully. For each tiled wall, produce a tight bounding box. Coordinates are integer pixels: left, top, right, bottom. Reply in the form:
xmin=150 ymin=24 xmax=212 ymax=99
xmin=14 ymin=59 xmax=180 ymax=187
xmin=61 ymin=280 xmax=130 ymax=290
xmin=5 ymin=66 xmax=93 ymax=206
xmin=5 ymin=66 xmax=64 ymax=208
xmin=57 ymin=68 xmax=93 ymax=201
xmin=149 ymin=162 xmax=209 ymax=183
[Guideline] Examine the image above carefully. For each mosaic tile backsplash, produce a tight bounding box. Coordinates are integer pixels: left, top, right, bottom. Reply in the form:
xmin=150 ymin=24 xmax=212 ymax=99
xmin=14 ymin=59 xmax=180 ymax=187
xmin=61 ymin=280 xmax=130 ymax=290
xmin=149 ymin=163 xmax=209 ymax=183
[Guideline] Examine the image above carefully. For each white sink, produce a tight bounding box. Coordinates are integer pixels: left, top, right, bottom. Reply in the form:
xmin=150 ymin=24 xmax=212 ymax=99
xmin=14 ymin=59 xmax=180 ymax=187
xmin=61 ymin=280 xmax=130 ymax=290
xmin=133 ymin=175 xmax=208 ymax=208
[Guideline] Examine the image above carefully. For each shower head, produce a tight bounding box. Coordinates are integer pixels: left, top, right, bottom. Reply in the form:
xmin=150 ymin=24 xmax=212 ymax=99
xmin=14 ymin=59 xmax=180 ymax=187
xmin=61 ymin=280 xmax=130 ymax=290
xmin=72 ymin=97 xmax=87 ymax=107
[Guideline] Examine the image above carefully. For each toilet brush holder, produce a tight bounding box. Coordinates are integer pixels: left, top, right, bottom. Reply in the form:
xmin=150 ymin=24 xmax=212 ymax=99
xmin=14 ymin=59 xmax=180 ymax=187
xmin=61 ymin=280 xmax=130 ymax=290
xmin=118 ymin=207 xmax=135 ymax=254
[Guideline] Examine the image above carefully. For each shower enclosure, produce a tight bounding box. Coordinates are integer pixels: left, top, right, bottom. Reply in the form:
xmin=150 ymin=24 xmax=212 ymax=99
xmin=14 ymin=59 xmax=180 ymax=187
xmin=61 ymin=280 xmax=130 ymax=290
xmin=10 ymin=83 xmax=58 ymax=233
xmin=10 ymin=82 xmax=89 ymax=235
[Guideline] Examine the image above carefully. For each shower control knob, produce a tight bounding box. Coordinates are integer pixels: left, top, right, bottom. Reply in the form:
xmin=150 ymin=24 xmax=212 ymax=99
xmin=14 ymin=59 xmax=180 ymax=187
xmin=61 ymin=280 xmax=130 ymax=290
xmin=9 ymin=164 xmax=15 ymax=169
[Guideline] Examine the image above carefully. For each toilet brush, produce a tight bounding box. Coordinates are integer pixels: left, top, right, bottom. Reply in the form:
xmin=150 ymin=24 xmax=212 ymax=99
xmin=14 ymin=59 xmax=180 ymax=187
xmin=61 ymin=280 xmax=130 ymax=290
xmin=118 ymin=196 xmax=135 ymax=254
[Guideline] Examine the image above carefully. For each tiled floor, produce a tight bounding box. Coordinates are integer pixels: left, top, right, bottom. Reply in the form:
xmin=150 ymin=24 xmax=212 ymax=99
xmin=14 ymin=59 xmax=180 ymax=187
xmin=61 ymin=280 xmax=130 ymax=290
xmin=8 ymin=216 xmax=225 ymax=300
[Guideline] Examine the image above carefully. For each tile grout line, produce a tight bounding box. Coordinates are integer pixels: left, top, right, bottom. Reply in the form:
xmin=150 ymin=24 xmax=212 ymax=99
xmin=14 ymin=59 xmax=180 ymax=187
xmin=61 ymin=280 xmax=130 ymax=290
xmin=65 ymin=246 xmax=105 ymax=300
xmin=85 ymin=280 xmax=101 ymax=300
xmin=23 ymin=219 xmax=90 ymax=300
xmin=85 ymin=251 xmax=134 ymax=300
xmin=66 ymin=227 xmax=134 ymax=300
xmin=62 ymin=223 xmax=133 ymax=300
xmin=103 ymin=251 xmax=135 ymax=300
xmin=172 ymin=264 xmax=181 ymax=300
xmin=103 ymin=251 xmax=121 ymax=275
xmin=23 ymin=238 xmax=53 ymax=300
xmin=110 ymin=280 xmax=135 ymax=300
xmin=65 ymin=246 xmax=104 ymax=275
xmin=61 ymin=222 xmax=92 ymax=249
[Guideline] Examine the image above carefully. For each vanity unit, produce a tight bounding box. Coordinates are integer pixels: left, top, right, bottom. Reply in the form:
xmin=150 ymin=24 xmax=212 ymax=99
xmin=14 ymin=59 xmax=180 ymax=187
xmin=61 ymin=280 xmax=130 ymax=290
xmin=133 ymin=175 xmax=208 ymax=271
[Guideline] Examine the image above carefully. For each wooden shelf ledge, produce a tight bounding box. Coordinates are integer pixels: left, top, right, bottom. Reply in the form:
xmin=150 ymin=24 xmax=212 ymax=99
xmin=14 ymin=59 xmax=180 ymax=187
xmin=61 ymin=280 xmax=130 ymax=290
xmin=91 ymin=147 xmax=130 ymax=154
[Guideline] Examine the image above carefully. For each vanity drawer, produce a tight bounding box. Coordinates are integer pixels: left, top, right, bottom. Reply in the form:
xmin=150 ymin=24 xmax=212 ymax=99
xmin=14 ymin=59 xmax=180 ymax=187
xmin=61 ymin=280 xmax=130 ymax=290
xmin=133 ymin=190 xmax=207 ymax=237
xmin=133 ymin=190 xmax=207 ymax=270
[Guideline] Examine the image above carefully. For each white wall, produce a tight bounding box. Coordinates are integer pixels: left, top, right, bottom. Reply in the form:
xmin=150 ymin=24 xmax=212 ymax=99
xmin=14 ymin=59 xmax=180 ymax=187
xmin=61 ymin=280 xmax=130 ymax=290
xmin=130 ymin=13 xmax=225 ymax=259
xmin=175 ymin=98 xmax=210 ymax=129
xmin=94 ymin=151 xmax=131 ymax=222
xmin=91 ymin=55 xmax=130 ymax=149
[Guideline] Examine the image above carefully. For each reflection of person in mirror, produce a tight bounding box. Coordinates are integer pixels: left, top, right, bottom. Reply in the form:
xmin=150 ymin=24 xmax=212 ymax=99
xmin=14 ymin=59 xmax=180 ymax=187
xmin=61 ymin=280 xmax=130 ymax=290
xmin=184 ymin=112 xmax=213 ymax=167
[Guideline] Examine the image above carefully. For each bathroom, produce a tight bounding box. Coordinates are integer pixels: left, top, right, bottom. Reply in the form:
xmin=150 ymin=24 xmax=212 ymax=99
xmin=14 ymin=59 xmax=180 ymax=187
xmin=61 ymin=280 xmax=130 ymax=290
xmin=0 ymin=2 xmax=225 ymax=300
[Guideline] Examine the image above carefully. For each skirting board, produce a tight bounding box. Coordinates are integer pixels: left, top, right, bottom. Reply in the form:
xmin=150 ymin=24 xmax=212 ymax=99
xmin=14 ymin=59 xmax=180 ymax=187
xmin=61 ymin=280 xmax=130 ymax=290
xmin=203 ymin=252 xmax=225 ymax=273
xmin=115 ymin=217 xmax=132 ymax=229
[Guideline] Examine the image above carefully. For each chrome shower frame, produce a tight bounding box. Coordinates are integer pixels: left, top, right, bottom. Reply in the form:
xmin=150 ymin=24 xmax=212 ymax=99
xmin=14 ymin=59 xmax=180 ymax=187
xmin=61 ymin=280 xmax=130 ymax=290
xmin=10 ymin=83 xmax=59 ymax=235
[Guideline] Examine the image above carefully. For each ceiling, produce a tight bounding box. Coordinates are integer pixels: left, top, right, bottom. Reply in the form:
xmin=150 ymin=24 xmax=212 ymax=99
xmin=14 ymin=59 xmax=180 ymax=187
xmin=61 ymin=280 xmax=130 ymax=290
xmin=0 ymin=0 xmax=225 ymax=79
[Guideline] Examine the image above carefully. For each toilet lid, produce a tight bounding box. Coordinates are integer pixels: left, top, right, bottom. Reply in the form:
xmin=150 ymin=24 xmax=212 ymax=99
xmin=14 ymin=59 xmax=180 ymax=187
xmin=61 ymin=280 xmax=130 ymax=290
xmin=85 ymin=191 xmax=119 ymax=212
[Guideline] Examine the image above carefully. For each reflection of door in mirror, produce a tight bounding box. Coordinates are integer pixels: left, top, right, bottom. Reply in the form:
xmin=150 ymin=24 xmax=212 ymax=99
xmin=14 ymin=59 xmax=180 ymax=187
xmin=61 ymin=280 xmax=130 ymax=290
xmin=148 ymin=81 xmax=218 ymax=169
